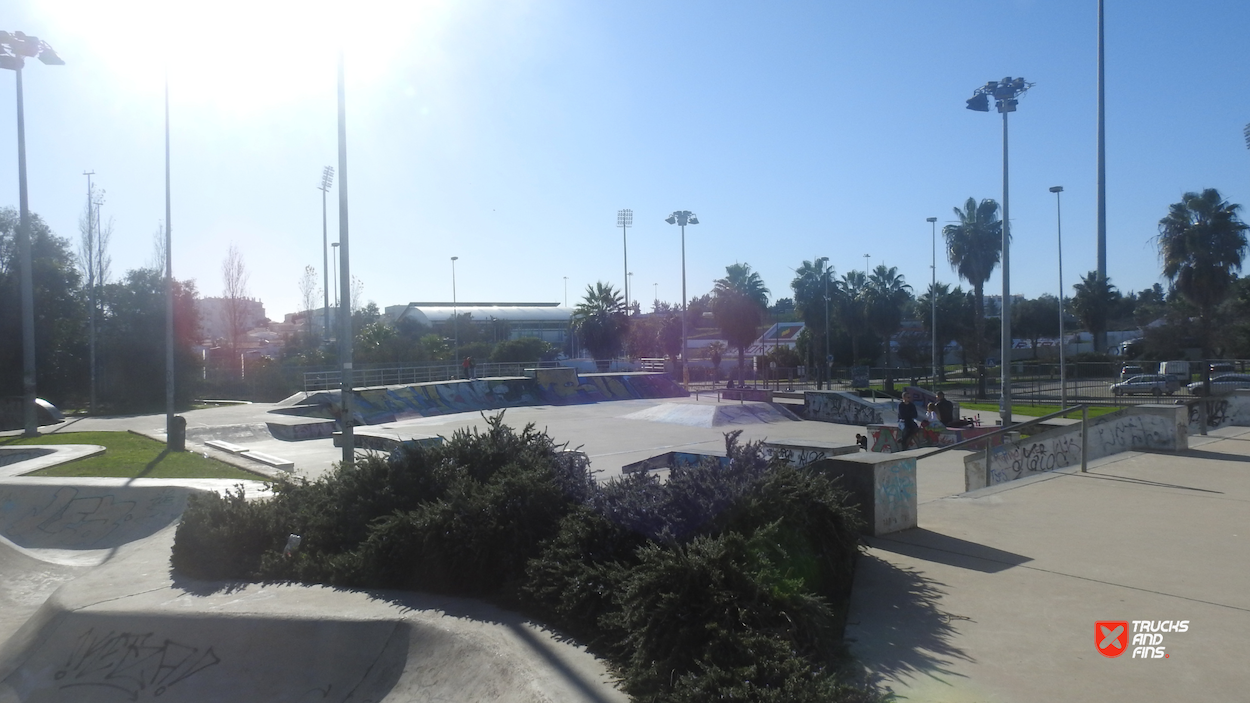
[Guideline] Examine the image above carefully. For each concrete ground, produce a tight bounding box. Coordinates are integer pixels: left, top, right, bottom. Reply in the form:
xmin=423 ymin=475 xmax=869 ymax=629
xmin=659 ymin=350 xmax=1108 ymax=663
xmin=848 ymin=425 xmax=1250 ymax=702
xmin=6 ymin=393 xmax=1249 ymax=700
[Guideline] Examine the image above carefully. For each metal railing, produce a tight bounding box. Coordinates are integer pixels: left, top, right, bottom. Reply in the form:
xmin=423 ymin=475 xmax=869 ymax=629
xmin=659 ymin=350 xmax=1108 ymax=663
xmin=915 ymin=404 xmax=1091 ymax=483
xmin=302 ymin=360 xmax=564 ymax=392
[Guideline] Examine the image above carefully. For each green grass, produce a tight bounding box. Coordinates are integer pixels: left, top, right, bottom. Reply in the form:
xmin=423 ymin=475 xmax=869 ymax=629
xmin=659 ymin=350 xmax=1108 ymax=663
xmin=1 ymin=431 xmax=269 ymax=480
xmin=957 ymin=402 xmax=1123 ymax=419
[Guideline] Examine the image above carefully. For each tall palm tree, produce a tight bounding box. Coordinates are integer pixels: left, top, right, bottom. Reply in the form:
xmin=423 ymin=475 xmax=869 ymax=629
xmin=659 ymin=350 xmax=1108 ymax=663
xmin=572 ymin=281 xmax=629 ymax=371
xmin=713 ymin=263 xmax=770 ymax=384
xmin=837 ymin=270 xmax=869 ymax=365
xmin=943 ymin=197 xmax=1002 ymax=398
xmin=790 ymin=256 xmax=835 ymax=386
xmin=863 ymin=264 xmax=912 ymax=366
xmin=1156 ymin=188 xmax=1249 ymax=355
xmin=1069 ymin=272 xmax=1121 ymax=351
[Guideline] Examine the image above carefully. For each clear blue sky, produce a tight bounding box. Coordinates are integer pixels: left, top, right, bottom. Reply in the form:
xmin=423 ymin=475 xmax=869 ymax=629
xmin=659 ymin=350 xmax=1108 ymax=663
xmin=4 ymin=0 xmax=1249 ymax=321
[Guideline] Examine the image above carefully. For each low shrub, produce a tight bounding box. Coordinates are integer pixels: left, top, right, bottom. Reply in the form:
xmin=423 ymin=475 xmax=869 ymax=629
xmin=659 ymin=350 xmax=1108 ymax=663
xmin=172 ymin=415 xmax=876 ymax=702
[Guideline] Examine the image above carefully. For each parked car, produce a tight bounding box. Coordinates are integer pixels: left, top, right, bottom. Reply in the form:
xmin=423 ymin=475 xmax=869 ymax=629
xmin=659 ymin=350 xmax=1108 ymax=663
xmin=1187 ymin=374 xmax=1250 ymax=396
xmin=1110 ymin=374 xmax=1180 ymax=397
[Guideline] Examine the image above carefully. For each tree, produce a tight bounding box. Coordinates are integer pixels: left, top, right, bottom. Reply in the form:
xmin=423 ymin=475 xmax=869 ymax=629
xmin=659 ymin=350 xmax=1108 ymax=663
xmin=298 ymin=265 xmax=320 ymax=345
xmin=0 ymin=207 xmax=87 ymax=406
xmin=835 ymin=270 xmax=870 ymax=365
xmin=1155 ymin=188 xmax=1249 ymax=355
xmin=221 ymin=243 xmax=251 ymax=367
xmin=491 ymin=337 xmax=551 ymax=363
xmin=916 ymin=282 xmax=970 ymax=379
xmin=573 ymin=282 xmax=629 ymax=371
xmin=1069 ymin=272 xmax=1122 ymax=349
xmin=713 ymin=263 xmax=770 ymax=384
xmin=1012 ymin=295 xmax=1060 ymax=358
xmin=704 ymin=340 xmax=726 ymax=380
xmin=944 ymin=197 xmax=1002 ymax=398
xmin=863 ymin=264 xmax=912 ymax=366
xmin=790 ymin=257 xmax=835 ymax=387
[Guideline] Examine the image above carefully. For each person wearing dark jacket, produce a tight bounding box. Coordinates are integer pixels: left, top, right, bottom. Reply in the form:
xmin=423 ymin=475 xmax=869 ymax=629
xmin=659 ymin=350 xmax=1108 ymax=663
xmin=898 ymin=391 xmax=920 ymax=449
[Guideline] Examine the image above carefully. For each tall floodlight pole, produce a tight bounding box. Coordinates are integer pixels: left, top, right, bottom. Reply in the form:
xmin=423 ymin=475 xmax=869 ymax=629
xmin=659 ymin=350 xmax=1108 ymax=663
xmin=2 ymin=31 xmax=63 ymax=438
xmin=82 ymin=171 xmax=96 ymax=413
xmin=863 ymin=254 xmax=870 ymax=277
xmin=336 ymin=49 xmax=355 ymax=468
xmin=331 ymin=242 xmax=340 ymax=308
xmin=927 ymin=216 xmax=938 ymax=391
xmin=318 ymin=166 xmax=335 ymax=344
xmin=451 ymin=256 xmax=459 ymax=362
xmin=164 ymin=68 xmax=176 ymax=448
xmin=966 ymin=76 xmax=1033 ymax=426
xmin=823 ymin=262 xmax=830 ymax=389
xmin=618 ymin=209 xmax=632 ymax=311
xmin=665 ymin=211 xmax=699 ymax=390
xmin=628 ymin=272 xmax=633 ymax=313
xmin=1095 ymin=0 xmax=1106 ymax=354
xmin=1051 ymin=186 xmax=1067 ymax=409
xmin=563 ymin=276 xmax=568 ymax=307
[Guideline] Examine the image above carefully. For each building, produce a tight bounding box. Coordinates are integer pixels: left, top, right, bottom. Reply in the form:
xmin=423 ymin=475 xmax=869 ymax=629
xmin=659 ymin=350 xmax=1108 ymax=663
xmin=196 ymin=297 xmax=267 ymax=342
xmin=388 ymin=302 xmax=575 ymax=347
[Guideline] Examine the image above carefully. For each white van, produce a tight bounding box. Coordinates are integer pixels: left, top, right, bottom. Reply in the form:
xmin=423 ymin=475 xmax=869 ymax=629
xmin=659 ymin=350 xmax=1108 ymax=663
xmin=1160 ymin=360 xmax=1190 ymax=380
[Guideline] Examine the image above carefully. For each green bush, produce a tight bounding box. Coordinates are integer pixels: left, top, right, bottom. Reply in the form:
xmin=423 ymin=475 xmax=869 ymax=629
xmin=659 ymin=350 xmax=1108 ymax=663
xmin=172 ymin=416 xmax=877 ymax=702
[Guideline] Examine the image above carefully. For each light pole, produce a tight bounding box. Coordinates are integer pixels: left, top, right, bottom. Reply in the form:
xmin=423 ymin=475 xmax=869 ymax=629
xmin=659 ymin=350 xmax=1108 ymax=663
xmin=927 ymin=216 xmax=938 ymax=391
xmin=966 ymin=76 xmax=1032 ymax=426
xmin=653 ymin=282 xmax=658 ymax=306
xmin=318 ymin=166 xmax=335 ymax=344
xmin=336 ymin=49 xmax=355 ymax=468
xmin=164 ymin=67 xmax=176 ymax=449
xmin=618 ymin=209 xmax=632 ymax=310
xmin=563 ymin=276 xmax=568 ymax=307
xmin=331 ymin=242 xmax=340 ymax=310
xmin=1050 ymin=185 xmax=1067 ymax=409
xmin=824 ymin=261 xmax=830 ymax=389
xmin=664 ymin=210 xmax=698 ymax=389
xmin=451 ymin=256 xmax=459 ymax=363
xmin=82 ymin=171 xmax=96 ymax=414
xmin=628 ymin=272 xmax=633 ymax=313
xmin=2 ymin=31 xmax=63 ymax=437
xmin=863 ymin=254 xmax=870 ymax=277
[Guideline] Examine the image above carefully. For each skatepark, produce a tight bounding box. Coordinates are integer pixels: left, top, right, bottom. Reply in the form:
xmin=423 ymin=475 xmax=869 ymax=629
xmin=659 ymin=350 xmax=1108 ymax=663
xmin=2 ymin=372 xmax=1249 ymax=701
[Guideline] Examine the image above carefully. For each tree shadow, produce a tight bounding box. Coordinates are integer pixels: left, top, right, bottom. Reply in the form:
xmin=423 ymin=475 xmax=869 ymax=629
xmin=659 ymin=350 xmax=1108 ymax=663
xmin=867 ymin=528 xmax=1033 ymax=574
xmin=844 ymin=554 xmax=975 ymax=692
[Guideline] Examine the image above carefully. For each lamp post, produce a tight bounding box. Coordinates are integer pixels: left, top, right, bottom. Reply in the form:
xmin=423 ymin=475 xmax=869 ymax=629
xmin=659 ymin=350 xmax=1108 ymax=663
xmin=451 ymin=256 xmax=459 ymax=363
xmin=318 ymin=166 xmax=335 ymax=344
xmin=653 ymin=282 xmax=658 ymax=306
xmin=164 ymin=68 xmax=176 ymax=449
xmin=1050 ymin=185 xmax=1067 ymax=409
xmin=966 ymin=76 xmax=1032 ymax=426
xmin=563 ymin=276 xmax=568 ymax=307
xmin=627 ymin=272 xmax=633 ymax=314
xmin=331 ymin=242 xmax=340 ymax=310
xmin=664 ymin=211 xmax=698 ymax=389
xmin=2 ymin=31 xmax=63 ymax=438
xmin=618 ymin=209 xmax=632 ymax=311
xmin=336 ymin=49 xmax=355 ymax=468
xmin=863 ymin=254 xmax=870 ymax=277
xmin=927 ymin=216 xmax=938 ymax=391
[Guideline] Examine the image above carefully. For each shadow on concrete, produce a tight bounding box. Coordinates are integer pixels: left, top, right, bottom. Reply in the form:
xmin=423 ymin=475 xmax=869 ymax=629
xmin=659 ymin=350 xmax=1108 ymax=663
xmin=1076 ymin=471 xmax=1226 ymax=493
xmin=846 ymin=555 xmax=974 ymax=690
xmin=1175 ymin=447 xmax=1250 ymax=465
xmin=867 ymin=529 xmax=1033 ymax=574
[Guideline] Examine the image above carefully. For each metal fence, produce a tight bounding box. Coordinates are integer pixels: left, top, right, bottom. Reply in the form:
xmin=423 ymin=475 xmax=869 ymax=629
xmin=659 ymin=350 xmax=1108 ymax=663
xmin=302 ymin=360 xmax=565 ymax=392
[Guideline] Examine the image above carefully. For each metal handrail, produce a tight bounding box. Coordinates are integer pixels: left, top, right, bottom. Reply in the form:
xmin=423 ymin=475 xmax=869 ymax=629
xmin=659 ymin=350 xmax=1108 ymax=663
xmin=914 ymin=404 xmax=1090 ymax=476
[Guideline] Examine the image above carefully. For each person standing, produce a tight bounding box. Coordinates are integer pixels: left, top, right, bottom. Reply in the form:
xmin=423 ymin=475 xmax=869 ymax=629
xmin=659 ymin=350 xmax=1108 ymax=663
xmin=898 ymin=391 xmax=920 ymax=449
xmin=462 ymin=356 xmax=472 ymax=379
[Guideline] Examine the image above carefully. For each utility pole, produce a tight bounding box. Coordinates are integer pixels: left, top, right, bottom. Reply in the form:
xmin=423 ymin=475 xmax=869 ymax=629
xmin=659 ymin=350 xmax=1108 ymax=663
xmin=83 ymin=171 xmax=96 ymax=414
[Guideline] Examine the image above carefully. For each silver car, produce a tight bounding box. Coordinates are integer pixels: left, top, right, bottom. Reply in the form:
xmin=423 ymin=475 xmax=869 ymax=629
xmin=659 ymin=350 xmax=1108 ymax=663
xmin=1187 ymin=374 xmax=1250 ymax=396
xmin=1111 ymin=374 xmax=1180 ymax=397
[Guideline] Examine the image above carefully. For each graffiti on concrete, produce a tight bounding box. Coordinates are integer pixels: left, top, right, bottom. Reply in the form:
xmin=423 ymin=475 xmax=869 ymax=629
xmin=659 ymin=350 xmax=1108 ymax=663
xmin=54 ymin=628 xmax=220 ymax=701
xmin=986 ymin=434 xmax=1083 ymax=486
xmin=806 ymin=392 xmax=893 ymax=426
xmin=874 ymin=459 xmax=916 ymax=533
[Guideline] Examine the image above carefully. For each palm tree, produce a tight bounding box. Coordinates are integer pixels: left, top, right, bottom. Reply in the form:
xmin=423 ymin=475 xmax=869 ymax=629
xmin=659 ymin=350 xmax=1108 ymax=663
xmin=863 ymin=264 xmax=912 ymax=367
xmin=1069 ymin=272 xmax=1122 ymax=352
xmin=836 ymin=270 xmax=869 ymax=365
xmin=713 ymin=263 xmax=770 ymax=384
xmin=943 ymin=197 xmax=1002 ymax=398
xmin=572 ymin=281 xmax=629 ymax=371
xmin=1156 ymin=188 xmax=1249 ymax=355
xmin=790 ymin=256 xmax=835 ymax=387
xmin=916 ymin=282 xmax=970 ymax=380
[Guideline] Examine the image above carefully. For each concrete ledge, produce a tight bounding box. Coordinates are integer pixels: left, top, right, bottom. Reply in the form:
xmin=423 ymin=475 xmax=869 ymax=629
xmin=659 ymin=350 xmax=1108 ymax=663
xmin=204 ymin=439 xmax=248 ymax=454
xmin=761 ymin=440 xmax=860 ymax=467
xmin=265 ymin=417 xmax=337 ymax=441
xmin=622 ymin=451 xmax=728 ymax=474
xmin=0 ymin=445 xmax=106 ymax=479
xmin=721 ymin=388 xmax=774 ymax=402
xmin=808 ymin=453 xmax=916 ymax=535
xmin=240 ymin=451 xmax=295 ymax=472
xmin=867 ymin=423 xmax=1000 ymax=453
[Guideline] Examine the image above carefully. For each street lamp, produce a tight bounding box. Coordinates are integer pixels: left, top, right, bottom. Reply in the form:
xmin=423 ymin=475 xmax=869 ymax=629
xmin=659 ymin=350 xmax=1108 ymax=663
xmin=927 ymin=216 xmax=938 ymax=391
xmin=1050 ymin=185 xmax=1067 ymax=410
xmin=563 ymin=275 xmax=568 ymax=307
xmin=335 ymin=49 xmax=355 ymax=468
xmin=628 ymin=272 xmax=633 ymax=313
xmin=617 ymin=209 xmax=632 ymax=310
xmin=863 ymin=254 xmax=870 ymax=277
xmin=966 ymin=75 xmax=1033 ymax=426
xmin=451 ymin=256 xmax=459 ymax=363
xmin=331 ymin=242 xmax=340 ymax=310
xmin=664 ymin=210 xmax=698 ymax=389
xmin=2 ymin=31 xmax=63 ymax=437
xmin=318 ymin=166 xmax=335 ymax=344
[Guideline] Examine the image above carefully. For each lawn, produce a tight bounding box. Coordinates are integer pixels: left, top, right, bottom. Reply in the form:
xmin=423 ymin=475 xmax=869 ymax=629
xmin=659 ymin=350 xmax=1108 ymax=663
xmin=1 ymin=431 xmax=269 ymax=480
xmin=957 ymin=402 xmax=1123 ymax=419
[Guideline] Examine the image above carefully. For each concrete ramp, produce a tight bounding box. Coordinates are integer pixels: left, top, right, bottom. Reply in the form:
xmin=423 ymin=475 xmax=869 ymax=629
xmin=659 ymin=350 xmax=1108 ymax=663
xmin=621 ymin=401 xmax=798 ymax=428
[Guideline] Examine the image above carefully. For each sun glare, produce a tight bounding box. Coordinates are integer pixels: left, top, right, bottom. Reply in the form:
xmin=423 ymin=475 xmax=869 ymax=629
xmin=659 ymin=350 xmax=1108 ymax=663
xmin=40 ymin=0 xmax=452 ymax=115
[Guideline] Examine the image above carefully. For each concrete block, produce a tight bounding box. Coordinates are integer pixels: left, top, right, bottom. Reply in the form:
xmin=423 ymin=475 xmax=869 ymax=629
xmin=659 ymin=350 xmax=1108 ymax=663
xmin=810 ymin=453 xmax=917 ymax=536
